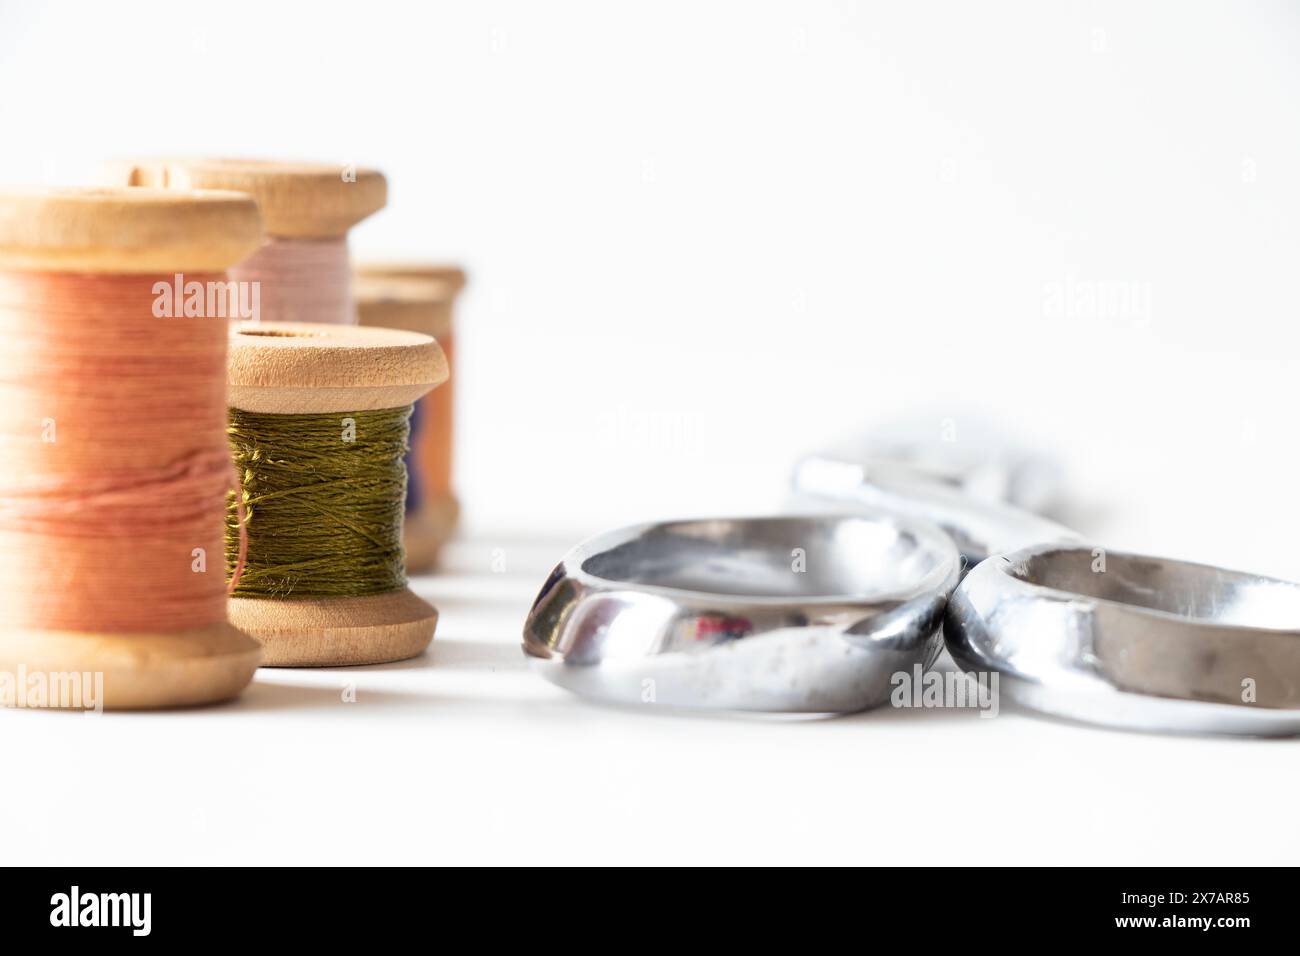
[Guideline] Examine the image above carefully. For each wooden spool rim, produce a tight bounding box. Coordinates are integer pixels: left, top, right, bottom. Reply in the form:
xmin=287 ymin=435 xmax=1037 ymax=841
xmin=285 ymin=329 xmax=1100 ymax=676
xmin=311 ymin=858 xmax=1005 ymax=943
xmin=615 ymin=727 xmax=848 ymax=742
xmin=355 ymin=261 xmax=468 ymax=291
xmin=353 ymin=272 xmax=466 ymax=307
xmin=0 ymin=186 xmax=263 ymax=274
xmin=228 ymin=320 xmax=448 ymax=414
xmin=353 ymin=274 xmax=463 ymax=338
xmin=103 ymin=158 xmax=387 ymax=239
xmin=0 ymin=623 xmax=261 ymax=710
xmin=228 ymin=588 xmax=438 ymax=667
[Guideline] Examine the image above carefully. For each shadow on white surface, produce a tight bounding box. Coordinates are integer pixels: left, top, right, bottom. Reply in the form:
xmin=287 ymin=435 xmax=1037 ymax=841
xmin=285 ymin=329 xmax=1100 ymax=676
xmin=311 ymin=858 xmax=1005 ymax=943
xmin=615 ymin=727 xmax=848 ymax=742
xmin=224 ymin=680 xmax=441 ymax=714
xmin=427 ymin=638 xmax=527 ymax=672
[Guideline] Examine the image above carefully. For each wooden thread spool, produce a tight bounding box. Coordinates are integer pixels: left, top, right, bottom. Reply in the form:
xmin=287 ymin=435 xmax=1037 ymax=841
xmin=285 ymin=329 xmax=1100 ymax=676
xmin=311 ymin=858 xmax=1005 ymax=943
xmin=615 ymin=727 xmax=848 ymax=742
xmin=226 ymin=320 xmax=448 ymax=665
xmin=354 ymin=264 xmax=467 ymax=573
xmin=0 ymin=186 xmax=264 ymax=709
xmin=103 ymin=158 xmax=386 ymax=325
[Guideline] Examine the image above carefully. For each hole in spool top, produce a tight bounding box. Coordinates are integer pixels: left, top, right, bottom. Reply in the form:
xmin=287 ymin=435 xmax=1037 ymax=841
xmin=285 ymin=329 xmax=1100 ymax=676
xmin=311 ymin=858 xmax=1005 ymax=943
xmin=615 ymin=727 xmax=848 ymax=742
xmin=237 ymin=329 xmax=320 ymax=337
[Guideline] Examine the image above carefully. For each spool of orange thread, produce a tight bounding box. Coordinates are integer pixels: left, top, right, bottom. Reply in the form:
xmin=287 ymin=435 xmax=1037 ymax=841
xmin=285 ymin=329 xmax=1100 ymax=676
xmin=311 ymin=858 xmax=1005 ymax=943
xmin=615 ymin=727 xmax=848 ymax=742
xmin=0 ymin=186 xmax=264 ymax=709
xmin=354 ymin=264 xmax=467 ymax=572
xmin=226 ymin=320 xmax=448 ymax=666
xmin=103 ymin=159 xmax=386 ymax=325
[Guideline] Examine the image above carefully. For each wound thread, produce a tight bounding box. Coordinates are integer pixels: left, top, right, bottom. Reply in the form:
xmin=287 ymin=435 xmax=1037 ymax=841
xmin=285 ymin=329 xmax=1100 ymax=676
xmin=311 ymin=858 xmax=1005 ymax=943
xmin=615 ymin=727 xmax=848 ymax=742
xmin=412 ymin=330 xmax=454 ymax=507
xmin=225 ymin=406 xmax=411 ymax=598
xmin=0 ymin=270 xmax=237 ymax=633
xmin=229 ymin=237 xmax=355 ymax=325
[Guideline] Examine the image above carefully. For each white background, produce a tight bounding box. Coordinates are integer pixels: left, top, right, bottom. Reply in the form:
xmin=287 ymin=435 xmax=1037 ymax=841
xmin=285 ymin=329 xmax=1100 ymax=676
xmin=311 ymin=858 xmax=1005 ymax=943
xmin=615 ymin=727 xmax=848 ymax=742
xmin=1 ymin=1 xmax=1298 ymax=865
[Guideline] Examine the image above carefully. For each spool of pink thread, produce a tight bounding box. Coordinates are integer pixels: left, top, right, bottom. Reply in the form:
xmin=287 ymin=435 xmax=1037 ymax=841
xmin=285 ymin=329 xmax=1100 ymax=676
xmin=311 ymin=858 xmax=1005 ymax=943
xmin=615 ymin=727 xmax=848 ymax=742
xmin=102 ymin=159 xmax=387 ymax=325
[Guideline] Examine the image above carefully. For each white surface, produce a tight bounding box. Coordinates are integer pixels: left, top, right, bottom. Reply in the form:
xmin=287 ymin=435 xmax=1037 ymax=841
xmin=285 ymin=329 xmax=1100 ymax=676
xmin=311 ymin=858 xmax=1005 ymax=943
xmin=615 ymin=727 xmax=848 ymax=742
xmin=0 ymin=1 xmax=1298 ymax=574
xmin=4 ymin=536 xmax=1297 ymax=867
xmin=1 ymin=1 xmax=1298 ymax=864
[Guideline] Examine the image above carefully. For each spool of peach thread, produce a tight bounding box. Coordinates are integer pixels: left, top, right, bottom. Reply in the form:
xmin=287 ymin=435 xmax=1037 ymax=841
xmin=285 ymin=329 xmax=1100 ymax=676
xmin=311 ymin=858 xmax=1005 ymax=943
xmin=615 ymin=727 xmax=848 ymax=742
xmin=0 ymin=186 xmax=264 ymax=710
xmin=354 ymin=264 xmax=468 ymax=572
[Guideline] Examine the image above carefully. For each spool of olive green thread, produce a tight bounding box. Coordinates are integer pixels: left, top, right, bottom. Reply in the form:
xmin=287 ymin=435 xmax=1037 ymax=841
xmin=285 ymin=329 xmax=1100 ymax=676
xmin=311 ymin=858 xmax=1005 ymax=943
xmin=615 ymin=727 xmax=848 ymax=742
xmin=226 ymin=406 xmax=411 ymax=598
xmin=225 ymin=320 xmax=447 ymax=667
